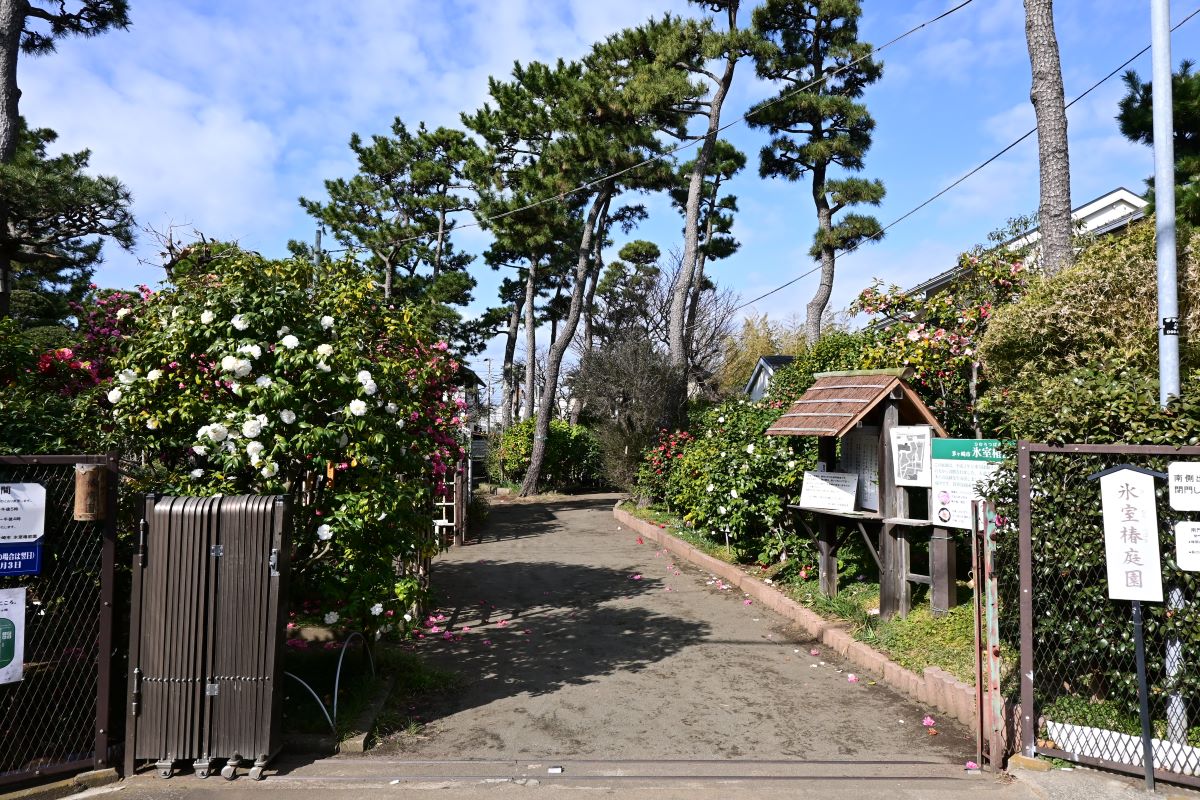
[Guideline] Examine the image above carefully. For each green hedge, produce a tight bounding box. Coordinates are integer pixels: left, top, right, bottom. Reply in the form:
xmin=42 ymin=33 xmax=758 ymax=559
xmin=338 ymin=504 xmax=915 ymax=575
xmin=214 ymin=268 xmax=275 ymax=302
xmin=487 ymin=418 xmax=603 ymax=489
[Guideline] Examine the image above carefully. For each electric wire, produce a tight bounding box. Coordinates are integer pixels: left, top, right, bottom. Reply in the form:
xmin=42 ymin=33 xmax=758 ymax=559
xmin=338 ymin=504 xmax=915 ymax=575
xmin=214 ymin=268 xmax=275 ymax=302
xmin=731 ymin=5 xmax=1200 ymax=313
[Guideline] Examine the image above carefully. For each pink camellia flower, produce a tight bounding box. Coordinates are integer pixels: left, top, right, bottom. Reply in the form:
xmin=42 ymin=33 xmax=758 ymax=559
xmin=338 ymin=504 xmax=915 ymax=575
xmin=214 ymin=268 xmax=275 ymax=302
xmin=847 ymin=674 xmax=860 ymax=683
xmin=743 ymin=599 xmax=753 ymax=605
xmin=809 ymin=648 xmax=820 ymax=656
xmin=922 ymin=715 xmax=936 ymax=727
xmin=964 ymin=761 xmax=979 ymax=771
xmin=497 ymin=619 xmax=509 ymax=627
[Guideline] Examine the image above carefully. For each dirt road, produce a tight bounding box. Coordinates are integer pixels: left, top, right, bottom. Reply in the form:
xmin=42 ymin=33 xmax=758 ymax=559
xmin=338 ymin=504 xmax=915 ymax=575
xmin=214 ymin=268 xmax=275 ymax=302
xmin=374 ymin=493 xmax=973 ymax=763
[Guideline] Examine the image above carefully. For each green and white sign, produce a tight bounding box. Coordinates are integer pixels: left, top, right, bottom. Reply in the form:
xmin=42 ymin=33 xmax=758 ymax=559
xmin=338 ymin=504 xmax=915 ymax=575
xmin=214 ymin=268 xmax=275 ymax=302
xmin=0 ymin=588 xmax=25 ymax=684
xmin=930 ymin=439 xmax=1003 ymax=530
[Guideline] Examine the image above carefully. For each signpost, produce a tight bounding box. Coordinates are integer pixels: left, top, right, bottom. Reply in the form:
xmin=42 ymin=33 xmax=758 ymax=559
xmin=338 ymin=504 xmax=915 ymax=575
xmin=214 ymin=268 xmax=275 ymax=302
xmin=0 ymin=587 xmax=25 ymax=685
xmin=1094 ymin=464 xmax=1165 ymax=790
xmin=930 ymin=440 xmax=1002 ymax=530
xmin=890 ymin=426 xmax=932 ymax=487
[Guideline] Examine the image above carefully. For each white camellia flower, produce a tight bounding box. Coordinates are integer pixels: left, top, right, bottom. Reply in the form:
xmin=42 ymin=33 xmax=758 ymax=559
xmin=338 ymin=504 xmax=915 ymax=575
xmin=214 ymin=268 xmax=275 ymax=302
xmin=231 ymin=314 xmax=249 ymax=331
xmin=730 ymin=488 xmax=738 ymax=498
xmin=316 ymin=524 xmax=333 ymax=541
xmin=363 ymin=381 xmax=378 ymax=396
xmin=233 ymin=359 xmax=252 ymax=378
xmin=280 ymin=334 xmax=300 ymax=349
xmin=320 ymin=315 xmax=334 ymax=330
xmin=787 ymin=460 xmax=796 ymax=469
xmin=718 ymin=505 xmax=727 ymax=515
xmin=403 ymin=613 xmax=413 ymax=622
xmin=147 ymin=369 xmax=162 ymax=381
xmin=190 ymin=468 xmax=204 ymax=478
xmin=706 ymin=484 xmax=714 ymax=493
xmin=115 ymin=307 xmax=132 ymax=319
xmin=246 ymin=441 xmax=265 ymax=462
xmin=356 ymin=370 xmax=372 ymax=385
xmin=717 ymin=416 xmax=725 ymax=423
xmin=324 ymin=611 xmax=339 ymax=625
xmin=146 ymin=418 xmax=160 ymax=430
xmin=117 ymin=369 xmax=137 ymax=385
xmin=746 ymin=443 xmax=755 ymax=454
xmin=317 ymin=343 xmax=333 ymax=357
xmin=280 ymin=409 xmax=296 ymax=424
xmin=255 ymin=375 xmax=272 ymax=388
xmin=200 ymin=310 xmax=215 ymax=324
xmin=317 ymin=361 xmax=331 ymax=373
xmin=237 ymin=344 xmax=262 ymax=359
xmin=370 ymin=603 xmax=383 ymax=616
xmin=206 ymin=423 xmax=229 ymax=442
xmin=193 ymin=445 xmax=207 ymax=455
xmin=107 ymin=388 xmax=123 ymax=404
xmin=260 ymin=462 xmax=278 ymax=478
xmin=220 ymin=355 xmax=239 ymax=372
xmin=348 ymin=399 xmax=368 ymax=417
xmin=242 ymin=418 xmax=263 ymax=438
xmin=385 ymin=402 xmax=398 ymax=414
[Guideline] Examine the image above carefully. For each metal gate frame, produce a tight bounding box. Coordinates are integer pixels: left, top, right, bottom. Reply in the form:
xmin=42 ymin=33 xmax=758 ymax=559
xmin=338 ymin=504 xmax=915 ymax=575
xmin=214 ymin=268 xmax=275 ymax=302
xmin=1017 ymin=441 xmax=1200 ymax=788
xmin=0 ymin=454 xmax=117 ymax=788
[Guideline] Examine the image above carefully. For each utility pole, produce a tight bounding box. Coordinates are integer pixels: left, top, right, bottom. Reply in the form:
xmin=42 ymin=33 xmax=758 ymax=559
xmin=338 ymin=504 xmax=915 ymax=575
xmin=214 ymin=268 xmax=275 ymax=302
xmin=1152 ymin=0 xmax=1186 ymax=749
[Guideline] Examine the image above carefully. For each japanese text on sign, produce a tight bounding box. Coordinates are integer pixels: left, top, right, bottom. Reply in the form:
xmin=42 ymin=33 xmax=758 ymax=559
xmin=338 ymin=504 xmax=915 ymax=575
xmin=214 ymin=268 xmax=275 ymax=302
xmin=798 ymin=471 xmax=858 ymax=514
xmin=0 ymin=484 xmax=46 ymax=543
xmin=1099 ymin=469 xmax=1163 ymax=602
xmin=1167 ymin=461 xmax=1200 ymax=511
xmin=1176 ymin=522 xmax=1200 ymax=572
xmin=930 ymin=439 xmax=1003 ymax=530
xmin=0 ymin=588 xmax=25 ymax=684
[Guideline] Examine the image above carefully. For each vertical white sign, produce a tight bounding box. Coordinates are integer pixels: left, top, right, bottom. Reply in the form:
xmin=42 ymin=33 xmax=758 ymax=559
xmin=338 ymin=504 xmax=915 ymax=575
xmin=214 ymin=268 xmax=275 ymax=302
xmin=890 ymin=426 xmax=932 ymax=487
xmin=0 ymin=587 xmax=25 ymax=684
xmin=1099 ymin=470 xmax=1163 ymax=602
xmin=1176 ymin=521 xmax=1200 ymax=572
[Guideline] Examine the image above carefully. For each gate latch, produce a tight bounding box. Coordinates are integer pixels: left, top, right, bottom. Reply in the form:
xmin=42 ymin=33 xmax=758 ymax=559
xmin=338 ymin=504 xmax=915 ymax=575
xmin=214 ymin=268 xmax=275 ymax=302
xmin=210 ymin=544 xmax=224 ymax=557
xmin=269 ymin=548 xmax=279 ymax=576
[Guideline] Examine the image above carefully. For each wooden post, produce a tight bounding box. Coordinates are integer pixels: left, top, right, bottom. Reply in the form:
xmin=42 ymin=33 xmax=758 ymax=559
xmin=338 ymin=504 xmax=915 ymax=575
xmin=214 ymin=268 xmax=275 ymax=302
xmin=930 ymin=526 xmax=957 ymax=615
xmin=817 ymin=436 xmax=839 ymax=598
xmin=878 ymin=399 xmax=910 ymax=618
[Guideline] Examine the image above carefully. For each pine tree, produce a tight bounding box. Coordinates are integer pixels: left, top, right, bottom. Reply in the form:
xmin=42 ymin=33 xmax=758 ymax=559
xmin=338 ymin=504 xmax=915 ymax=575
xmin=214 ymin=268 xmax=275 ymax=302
xmin=1 ymin=0 xmax=130 ymax=317
xmin=0 ymin=120 xmax=133 ymax=327
xmin=1118 ymin=60 xmax=1200 ymax=225
xmin=747 ymin=0 xmax=884 ymax=345
xmin=301 ymin=120 xmax=488 ymax=353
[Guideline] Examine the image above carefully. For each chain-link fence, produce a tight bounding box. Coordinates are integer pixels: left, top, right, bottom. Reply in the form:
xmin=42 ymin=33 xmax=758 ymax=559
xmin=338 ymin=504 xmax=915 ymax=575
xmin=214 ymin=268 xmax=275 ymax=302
xmin=0 ymin=456 xmax=117 ymax=788
xmin=1012 ymin=443 xmax=1200 ymax=788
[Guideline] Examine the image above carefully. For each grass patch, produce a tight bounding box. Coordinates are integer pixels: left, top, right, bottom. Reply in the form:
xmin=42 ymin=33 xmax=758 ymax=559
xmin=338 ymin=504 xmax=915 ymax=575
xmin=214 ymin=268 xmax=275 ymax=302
xmin=618 ymin=501 xmax=736 ymax=563
xmin=370 ymin=645 xmax=464 ymax=743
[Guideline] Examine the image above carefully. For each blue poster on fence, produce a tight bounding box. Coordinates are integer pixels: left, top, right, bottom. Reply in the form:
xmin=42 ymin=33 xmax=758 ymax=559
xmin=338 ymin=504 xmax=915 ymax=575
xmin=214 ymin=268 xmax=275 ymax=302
xmin=0 ymin=543 xmax=41 ymax=576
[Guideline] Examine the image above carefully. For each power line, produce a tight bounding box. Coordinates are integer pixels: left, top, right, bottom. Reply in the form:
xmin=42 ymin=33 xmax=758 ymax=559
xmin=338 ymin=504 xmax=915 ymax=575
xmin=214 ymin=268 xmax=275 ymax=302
xmin=385 ymin=0 xmax=979 ymax=246
xmin=732 ymin=5 xmax=1200 ymax=313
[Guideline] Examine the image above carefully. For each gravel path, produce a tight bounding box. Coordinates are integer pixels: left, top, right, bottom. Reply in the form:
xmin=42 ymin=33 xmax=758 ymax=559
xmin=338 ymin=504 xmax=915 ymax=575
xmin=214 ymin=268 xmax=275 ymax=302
xmin=371 ymin=493 xmax=974 ymax=765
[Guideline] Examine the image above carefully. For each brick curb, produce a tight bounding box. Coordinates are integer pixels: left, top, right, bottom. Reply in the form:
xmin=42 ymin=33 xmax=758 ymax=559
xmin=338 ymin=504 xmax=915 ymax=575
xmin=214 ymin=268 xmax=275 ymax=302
xmin=614 ymin=503 xmax=977 ymax=728
xmin=1 ymin=768 xmax=119 ymax=800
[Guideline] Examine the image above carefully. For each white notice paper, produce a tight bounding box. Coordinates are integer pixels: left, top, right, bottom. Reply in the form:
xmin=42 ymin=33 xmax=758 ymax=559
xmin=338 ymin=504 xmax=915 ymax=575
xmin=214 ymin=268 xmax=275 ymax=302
xmin=1176 ymin=522 xmax=1200 ymax=572
xmin=0 ymin=483 xmax=46 ymax=544
xmin=798 ymin=471 xmax=858 ymax=513
xmin=1168 ymin=462 xmax=1200 ymax=511
xmin=890 ymin=426 xmax=932 ymax=488
xmin=0 ymin=587 xmax=25 ymax=684
xmin=1099 ymin=470 xmax=1163 ymax=602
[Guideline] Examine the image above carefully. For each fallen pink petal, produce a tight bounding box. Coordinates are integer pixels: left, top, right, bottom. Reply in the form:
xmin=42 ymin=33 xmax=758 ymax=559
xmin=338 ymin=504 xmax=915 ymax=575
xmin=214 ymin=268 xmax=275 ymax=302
xmin=743 ymin=599 xmax=753 ymax=605
xmin=497 ymin=619 xmax=509 ymax=627
xmin=847 ymin=674 xmax=860 ymax=683
xmin=809 ymin=648 xmax=820 ymax=656
xmin=922 ymin=715 xmax=936 ymax=727
xmin=965 ymin=761 xmax=979 ymax=770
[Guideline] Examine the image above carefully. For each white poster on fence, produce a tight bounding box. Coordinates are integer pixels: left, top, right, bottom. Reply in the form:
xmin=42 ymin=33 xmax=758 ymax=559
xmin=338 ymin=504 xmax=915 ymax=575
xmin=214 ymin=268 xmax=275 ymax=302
xmin=840 ymin=426 xmax=880 ymax=511
xmin=0 ymin=587 xmax=25 ymax=684
xmin=1168 ymin=461 xmax=1200 ymax=511
xmin=1100 ymin=469 xmax=1163 ymax=602
xmin=1176 ymin=522 xmax=1200 ymax=572
xmin=890 ymin=426 xmax=932 ymax=487
xmin=0 ymin=483 xmax=46 ymax=544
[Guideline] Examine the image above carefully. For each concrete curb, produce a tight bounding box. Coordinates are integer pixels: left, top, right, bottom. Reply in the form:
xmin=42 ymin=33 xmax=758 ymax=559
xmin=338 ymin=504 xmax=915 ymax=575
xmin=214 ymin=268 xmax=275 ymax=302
xmin=1 ymin=768 xmax=119 ymax=800
xmin=614 ymin=504 xmax=977 ymax=728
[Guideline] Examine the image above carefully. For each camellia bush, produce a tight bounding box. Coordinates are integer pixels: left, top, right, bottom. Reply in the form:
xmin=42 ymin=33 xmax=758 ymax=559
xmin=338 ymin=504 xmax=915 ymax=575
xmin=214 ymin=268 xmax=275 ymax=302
xmin=107 ymin=244 xmax=465 ymax=629
xmin=487 ymin=418 xmax=602 ymax=489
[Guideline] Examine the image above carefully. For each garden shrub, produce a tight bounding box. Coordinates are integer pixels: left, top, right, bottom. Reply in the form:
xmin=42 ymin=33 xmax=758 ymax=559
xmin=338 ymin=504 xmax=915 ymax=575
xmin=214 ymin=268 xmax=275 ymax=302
xmin=106 ymin=244 xmax=465 ymax=629
xmin=488 ymin=418 xmax=602 ymax=489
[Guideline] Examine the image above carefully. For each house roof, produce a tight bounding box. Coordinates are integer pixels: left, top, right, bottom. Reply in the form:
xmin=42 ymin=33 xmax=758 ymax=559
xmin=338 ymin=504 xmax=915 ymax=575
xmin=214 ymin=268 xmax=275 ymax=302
xmin=743 ymin=354 xmax=796 ymax=396
xmin=760 ymin=355 xmax=795 ymax=370
xmin=765 ymin=369 xmax=948 ymax=438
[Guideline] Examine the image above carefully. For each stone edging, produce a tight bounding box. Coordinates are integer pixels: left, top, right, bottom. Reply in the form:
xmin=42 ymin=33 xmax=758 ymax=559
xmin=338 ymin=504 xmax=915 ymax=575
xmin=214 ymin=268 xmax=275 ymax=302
xmin=614 ymin=503 xmax=977 ymax=728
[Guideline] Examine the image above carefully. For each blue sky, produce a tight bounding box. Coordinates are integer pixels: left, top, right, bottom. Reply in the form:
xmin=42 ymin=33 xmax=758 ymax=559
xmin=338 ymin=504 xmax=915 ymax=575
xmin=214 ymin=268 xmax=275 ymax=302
xmin=17 ymin=0 xmax=1200 ymax=377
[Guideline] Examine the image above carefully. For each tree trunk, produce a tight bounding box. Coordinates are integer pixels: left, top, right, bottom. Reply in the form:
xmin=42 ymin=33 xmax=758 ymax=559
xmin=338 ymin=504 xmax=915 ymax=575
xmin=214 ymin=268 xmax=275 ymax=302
xmin=667 ymin=5 xmax=740 ymax=369
xmin=0 ymin=0 xmax=23 ymax=319
xmin=522 ymin=260 xmax=538 ymax=420
xmin=382 ymin=258 xmax=393 ymax=300
xmin=500 ymin=301 xmax=519 ymax=429
xmin=1024 ymin=0 xmax=1072 ymax=277
xmin=520 ymin=185 xmax=611 ymax=497
xmin=433 ymin=205 xmax=446 ymax=277
xmin=806 ymin=164 xmax=834 ymax=345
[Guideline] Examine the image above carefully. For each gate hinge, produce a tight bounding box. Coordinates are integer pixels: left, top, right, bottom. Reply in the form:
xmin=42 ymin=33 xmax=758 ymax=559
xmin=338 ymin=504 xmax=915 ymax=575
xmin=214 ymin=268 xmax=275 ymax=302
xmin=210 ymin=544 xmax=224 ymax=557
xmin=137 ymin=518 xmax=148 ymax=567
xmin=206 ymin=682 xmax=219 ymax=696
xmin=269 ymin=548 xmax=279 ymax=577
xmin=131 ymin=667 xmax=142 ymax=717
